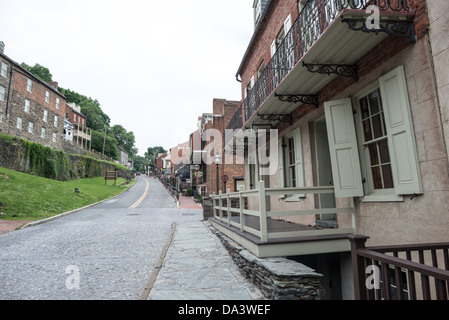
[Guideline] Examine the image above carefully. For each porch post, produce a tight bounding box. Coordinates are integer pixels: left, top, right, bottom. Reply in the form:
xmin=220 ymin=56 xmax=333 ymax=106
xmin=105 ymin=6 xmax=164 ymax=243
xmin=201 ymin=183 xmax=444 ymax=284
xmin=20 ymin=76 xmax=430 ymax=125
xmin=258 ymin=180 xmax=268 ymax=242
xmin=226 ymin=188 xmax=231 ymax=226
xmin=347 ymin=234 xmax=370 ymax=300
xmin=212 ymin=193 xmax=217 ymax=219
xmin=239 ymin=187 xmax=245 ymax=232
xmin=218 ymin=191 xmax=223 ymax=222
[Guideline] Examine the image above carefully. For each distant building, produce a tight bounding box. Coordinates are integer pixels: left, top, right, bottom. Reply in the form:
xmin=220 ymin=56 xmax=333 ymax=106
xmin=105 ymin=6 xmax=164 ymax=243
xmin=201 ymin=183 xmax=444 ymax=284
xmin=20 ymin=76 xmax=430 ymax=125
xmin=65 ymin=102 xmax=91 ymax=151
xmin=117 ymin=145 xmax=129 ymax=167
xmin=0 ymin=42 xmax=66 ymax=149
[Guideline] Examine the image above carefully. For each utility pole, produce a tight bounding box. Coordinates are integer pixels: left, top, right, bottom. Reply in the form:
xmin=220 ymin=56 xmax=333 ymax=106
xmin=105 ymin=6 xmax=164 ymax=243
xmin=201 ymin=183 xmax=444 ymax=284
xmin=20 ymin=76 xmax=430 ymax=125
xmin=102 ymin=125 xmax=107 ymax=159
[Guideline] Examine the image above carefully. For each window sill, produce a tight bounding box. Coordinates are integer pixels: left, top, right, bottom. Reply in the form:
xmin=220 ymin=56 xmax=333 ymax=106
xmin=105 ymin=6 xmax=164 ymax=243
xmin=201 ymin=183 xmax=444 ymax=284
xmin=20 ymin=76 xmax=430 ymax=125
xmin=360 ymin=194 xmax=404 ymax=203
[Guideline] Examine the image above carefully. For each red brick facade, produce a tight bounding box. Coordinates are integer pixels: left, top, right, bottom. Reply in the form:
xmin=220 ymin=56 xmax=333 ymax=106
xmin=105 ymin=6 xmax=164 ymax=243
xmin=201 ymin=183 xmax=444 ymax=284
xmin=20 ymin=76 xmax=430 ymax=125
xmin=201 ymin=99 xmax=244 ymax=196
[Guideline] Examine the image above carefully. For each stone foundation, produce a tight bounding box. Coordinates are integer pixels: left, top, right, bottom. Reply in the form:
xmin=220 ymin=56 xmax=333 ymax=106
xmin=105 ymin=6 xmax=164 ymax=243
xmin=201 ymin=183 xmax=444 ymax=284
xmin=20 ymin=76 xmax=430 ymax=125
xmin=209 ymin=226 xmax=325 ymax=300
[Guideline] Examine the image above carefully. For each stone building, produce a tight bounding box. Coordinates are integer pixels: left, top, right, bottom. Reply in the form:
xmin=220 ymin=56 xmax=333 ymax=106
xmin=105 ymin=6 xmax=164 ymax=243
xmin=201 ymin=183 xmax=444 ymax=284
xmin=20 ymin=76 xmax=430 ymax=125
xmin=0 ymin=43 xmax=66 ymax=150
xmin=211 ymin=0 xmax=449 ymax=300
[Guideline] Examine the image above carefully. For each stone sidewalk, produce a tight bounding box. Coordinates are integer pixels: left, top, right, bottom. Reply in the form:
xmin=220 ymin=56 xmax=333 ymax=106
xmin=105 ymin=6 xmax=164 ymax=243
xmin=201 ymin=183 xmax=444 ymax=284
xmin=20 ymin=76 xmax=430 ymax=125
xmin=147 ymin=220 xmax=265 ymax=300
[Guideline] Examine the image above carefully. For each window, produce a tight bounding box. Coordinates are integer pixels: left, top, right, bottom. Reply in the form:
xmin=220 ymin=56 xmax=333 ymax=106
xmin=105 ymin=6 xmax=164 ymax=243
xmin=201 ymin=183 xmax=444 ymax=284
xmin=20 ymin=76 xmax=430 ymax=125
xmin=17 ymin=117 xmax=22 ymax=129
xmin=357 ymin=88 xmax=394 ymax=191
xmin=54 ymin=115 xmax=58 ymax=127
xmin=27 ymin=79 xmax=32 ymax=92
xmin=41 ymin=127 xmax=46 ymax=139
xmin=1 ymin=62 xmax=7 ymax=78
xmin=278 ymin=127 xmax=305 ymax=201
xmin=257 ymin=61 xmax=265 ymax=78
xmin=56 ymin=98 xmax=60 ymax=110
xmin=0 ymin=85 xmax=5 ymax=101
xmin=45 ymin=91 xmax=50 ymax=103
xmin=52 ymin=132 xmax=57 ymax=143
xmin=324 ymin=66 xmax=423 ymax=200
xmin=25 ymin=99 xmax=30 ymax=113
xmin=28 ymin=122 xmax=34 ymax=134
xmin=43 ymin=110 xmax=48 ymax=122
xmin=254 ymin=0 xmax=262 ymax=25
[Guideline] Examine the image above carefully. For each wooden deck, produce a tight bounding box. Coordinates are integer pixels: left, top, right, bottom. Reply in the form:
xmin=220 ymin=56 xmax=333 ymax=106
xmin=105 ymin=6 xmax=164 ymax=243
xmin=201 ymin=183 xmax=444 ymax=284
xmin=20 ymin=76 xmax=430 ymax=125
xmin=209 ymin=216 xmax=352 ymax=258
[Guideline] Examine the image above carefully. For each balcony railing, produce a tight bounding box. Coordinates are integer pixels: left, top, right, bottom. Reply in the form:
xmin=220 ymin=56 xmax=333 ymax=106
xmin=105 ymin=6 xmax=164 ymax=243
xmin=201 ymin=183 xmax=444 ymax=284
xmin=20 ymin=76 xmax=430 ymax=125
xmin=212 ymin=181 xmax=355 ymax=243
xmin=242 ymin=0 xmax=412 ymax=123
xmin=225 ymin=105 xmax=243 ymax=146
xmin=349 ymin=235 xmax=449 ymax=300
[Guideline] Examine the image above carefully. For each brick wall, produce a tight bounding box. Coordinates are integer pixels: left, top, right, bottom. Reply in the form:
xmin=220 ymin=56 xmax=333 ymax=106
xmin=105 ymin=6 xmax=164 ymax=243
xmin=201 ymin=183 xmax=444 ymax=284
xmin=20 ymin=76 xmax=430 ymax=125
xmin=203 ymin=99 xmax=244 ymax=196
xmin=239 ymin=0 xmax=299 ymax=96
xmin=6 ymin=67 xmax=66 ymax=150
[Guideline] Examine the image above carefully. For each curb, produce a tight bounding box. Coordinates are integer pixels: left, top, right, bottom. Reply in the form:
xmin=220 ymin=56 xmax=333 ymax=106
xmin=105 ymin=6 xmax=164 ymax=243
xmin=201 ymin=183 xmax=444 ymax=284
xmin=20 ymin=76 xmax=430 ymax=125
xmin=20 ymin=179 xmax=137 ymax=230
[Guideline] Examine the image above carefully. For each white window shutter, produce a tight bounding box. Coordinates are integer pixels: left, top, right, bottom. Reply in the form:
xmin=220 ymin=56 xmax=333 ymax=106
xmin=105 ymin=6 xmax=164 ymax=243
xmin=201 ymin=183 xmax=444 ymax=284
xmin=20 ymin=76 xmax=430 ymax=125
xmin=270 ymin=39 xmax=277 ymax=58
xmin=284 ymin=14 xmax=292 ymax=34
xmin=379 ymin=66 xmax=423 ymax=195
xmin=325 ymin=98 xmax=364 ymax=198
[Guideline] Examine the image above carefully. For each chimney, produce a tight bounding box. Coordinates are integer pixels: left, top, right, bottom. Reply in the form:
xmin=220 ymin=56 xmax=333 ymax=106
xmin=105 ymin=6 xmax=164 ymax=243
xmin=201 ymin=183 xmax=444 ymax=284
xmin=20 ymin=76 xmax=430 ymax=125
xmin=0 ymin=41 xmax=5 ymax=54
xmin=48 ymin=81 xmax=59 ymax=89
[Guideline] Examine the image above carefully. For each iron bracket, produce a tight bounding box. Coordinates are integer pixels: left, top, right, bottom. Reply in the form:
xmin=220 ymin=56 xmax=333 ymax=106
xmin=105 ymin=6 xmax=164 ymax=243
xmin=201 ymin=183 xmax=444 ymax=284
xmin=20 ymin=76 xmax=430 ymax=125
xmin=341 ymin=18 xmax=416 ymax=43
xmin=274 ymin=93 xmax=319 ymax=106
xmin=302 ymin=62 xmax=358 ymax=81
xmin=257 ymin=113 xmax=293 ymax=125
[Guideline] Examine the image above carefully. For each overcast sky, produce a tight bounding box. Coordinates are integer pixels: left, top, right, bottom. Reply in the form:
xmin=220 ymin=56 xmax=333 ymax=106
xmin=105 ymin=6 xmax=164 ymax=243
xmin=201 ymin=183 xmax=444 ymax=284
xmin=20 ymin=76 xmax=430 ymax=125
xmin=0 ymin=0 xmax=254 ymax=156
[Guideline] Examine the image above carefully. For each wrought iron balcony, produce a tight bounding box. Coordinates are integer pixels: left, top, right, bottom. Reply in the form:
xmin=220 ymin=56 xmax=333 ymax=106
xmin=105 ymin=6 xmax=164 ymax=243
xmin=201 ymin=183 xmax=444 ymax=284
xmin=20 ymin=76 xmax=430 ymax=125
xmin=241 ymin=0 xmax=413 ymax=125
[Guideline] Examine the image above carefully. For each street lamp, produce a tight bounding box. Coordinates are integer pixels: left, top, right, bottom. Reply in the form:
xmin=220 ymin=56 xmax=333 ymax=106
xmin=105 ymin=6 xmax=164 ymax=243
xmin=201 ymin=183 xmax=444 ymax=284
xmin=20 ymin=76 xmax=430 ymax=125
xmin=214 ymin=153 xmax=221 ymax=195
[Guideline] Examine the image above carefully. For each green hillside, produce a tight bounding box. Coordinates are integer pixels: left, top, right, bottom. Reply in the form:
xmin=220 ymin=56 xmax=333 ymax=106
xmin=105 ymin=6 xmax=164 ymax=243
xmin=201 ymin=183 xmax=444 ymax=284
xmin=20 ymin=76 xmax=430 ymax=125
xmin=0 ymin=167 xmax=133 ymax=220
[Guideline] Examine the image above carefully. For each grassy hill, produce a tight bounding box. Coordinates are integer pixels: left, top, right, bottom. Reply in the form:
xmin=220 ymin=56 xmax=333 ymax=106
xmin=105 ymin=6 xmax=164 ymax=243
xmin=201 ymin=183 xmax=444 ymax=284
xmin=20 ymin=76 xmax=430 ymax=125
xmin=0 ymin=167 xmax=134 ymax=221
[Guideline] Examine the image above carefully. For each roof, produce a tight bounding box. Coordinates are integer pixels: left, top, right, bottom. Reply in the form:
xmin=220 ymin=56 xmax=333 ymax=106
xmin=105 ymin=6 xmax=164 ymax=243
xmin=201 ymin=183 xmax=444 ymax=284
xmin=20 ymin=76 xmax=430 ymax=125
xmin=0 ymin=51 xmax=66 ymax=99
xmin=235 ymin=0 xmax=274 ymax=80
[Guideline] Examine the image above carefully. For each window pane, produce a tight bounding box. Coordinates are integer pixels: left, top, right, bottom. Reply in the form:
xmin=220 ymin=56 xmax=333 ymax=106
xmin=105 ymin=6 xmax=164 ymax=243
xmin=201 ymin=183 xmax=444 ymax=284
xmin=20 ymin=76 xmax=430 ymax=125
xmin=369 ymin=89 xmax=381 ymax=115
xmin=371 ymin=166 xmax=383 ymax=190
xmin=290 ymin=167 xmax=296 ymax=187
xmin=368 ymin=144 xmax=379 ymax=166
xmin=379 ymin=140 xmax=390 ymax=163
xmin=360 ymin=97 xmax=369 ymax=119
xmin=372 ymin=114 xmax=383 ymax=139
xmin=363 ymin=119 xmax=372 ymax=142
xmin=382 ymin=165 xmax=394 ymax=189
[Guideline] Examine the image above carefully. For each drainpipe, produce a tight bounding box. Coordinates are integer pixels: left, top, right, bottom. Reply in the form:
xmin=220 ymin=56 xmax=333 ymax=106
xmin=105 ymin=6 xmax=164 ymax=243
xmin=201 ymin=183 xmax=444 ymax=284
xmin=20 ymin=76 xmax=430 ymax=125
xmin=5 ymin=62 xmax=14 ymax=131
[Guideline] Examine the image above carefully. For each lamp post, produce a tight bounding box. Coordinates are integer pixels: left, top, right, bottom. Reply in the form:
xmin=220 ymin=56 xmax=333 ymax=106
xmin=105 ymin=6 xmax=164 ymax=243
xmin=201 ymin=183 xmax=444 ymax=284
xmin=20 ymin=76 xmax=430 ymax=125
xmin=214 ymin=153 xmax=221 ymax=195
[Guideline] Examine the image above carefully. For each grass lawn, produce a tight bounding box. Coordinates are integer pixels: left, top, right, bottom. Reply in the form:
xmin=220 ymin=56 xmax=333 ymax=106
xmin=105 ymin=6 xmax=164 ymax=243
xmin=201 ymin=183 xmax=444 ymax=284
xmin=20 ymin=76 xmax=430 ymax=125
xmin=0 ymin=166 xmax=134 ymax=221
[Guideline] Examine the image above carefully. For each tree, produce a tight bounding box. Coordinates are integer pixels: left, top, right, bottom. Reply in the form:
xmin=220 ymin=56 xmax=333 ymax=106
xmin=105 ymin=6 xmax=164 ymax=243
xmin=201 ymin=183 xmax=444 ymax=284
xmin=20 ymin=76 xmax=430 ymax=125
xmin=91 ymin=130 xmax=119 ymax=160
xmin=146 ymin=146 xmax=167 ymax=167
xmin=20 ymin=63 xmax=53 ymax=82
xmin=59 ymin=88 xmax=110 ymax=131
xmin=111 ymin=125 xmax=136 ymax=157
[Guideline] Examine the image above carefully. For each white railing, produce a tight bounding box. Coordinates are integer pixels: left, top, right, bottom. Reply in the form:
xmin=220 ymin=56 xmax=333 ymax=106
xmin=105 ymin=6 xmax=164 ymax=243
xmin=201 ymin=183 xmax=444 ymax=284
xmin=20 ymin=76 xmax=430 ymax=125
xmin=212 ymin=180 xmax=356 ymax=242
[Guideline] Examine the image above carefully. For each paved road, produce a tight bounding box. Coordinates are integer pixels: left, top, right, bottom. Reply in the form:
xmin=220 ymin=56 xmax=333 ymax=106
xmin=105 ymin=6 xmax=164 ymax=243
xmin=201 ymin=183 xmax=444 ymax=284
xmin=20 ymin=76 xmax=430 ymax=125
xmin=0 ymin=176 xmax=201 ymax=300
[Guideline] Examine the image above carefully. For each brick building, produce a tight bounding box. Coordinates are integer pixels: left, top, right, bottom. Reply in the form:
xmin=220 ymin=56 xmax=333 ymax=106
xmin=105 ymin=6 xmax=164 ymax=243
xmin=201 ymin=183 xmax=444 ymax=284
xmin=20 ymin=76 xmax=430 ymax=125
xmin=65 ymin=102 xmax=92 ymax=150
xmin=0 ymin=43 xmax=66 ymax=150
xmin=198 ymin=98 xmax=245 ymax=197
xmin=211 ymin=0 xmax=449 ymax=299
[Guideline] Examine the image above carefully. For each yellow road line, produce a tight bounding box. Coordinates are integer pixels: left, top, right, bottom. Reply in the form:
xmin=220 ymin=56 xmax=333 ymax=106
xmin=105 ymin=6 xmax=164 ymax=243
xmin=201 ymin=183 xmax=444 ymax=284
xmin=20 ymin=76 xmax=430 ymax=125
xmin=129 ymin=178 xmax=149 ymax=209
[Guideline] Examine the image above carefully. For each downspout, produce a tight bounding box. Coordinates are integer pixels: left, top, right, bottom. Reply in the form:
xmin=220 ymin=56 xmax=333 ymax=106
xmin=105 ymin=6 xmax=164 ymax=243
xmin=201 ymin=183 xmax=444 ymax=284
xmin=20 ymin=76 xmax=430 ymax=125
xmin=5 ymin=62 xmax=14 ymax=131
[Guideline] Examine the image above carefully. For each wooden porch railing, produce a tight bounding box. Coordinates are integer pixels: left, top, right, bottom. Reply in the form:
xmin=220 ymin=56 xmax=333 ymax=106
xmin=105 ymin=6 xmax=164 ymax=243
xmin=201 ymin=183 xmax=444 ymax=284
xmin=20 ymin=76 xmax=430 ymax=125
xmin=212 ymin=180 xmax=356 ymax=243
xmin=348 ymin=235 xmax=449 ymax=300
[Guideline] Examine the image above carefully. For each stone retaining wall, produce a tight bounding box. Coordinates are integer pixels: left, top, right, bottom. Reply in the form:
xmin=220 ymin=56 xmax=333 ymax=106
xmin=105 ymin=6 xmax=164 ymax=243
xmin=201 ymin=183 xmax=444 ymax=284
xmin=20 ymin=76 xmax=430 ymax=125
xmin=209 ymin=226 xmax=325 ymax=300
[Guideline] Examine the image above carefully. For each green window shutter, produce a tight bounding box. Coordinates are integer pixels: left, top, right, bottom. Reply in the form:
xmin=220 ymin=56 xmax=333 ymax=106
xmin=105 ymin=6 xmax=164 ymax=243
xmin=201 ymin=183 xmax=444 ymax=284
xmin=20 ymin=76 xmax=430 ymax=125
xmin=379 ymin=66 xmax=423 ymax=195
xmin=278 ymin=137 xmax=285 ymax=198
xmin=294 ymin=128 xmax=305 ymax=188
xmin=325 ymin=98 xmax=364 ymax=198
